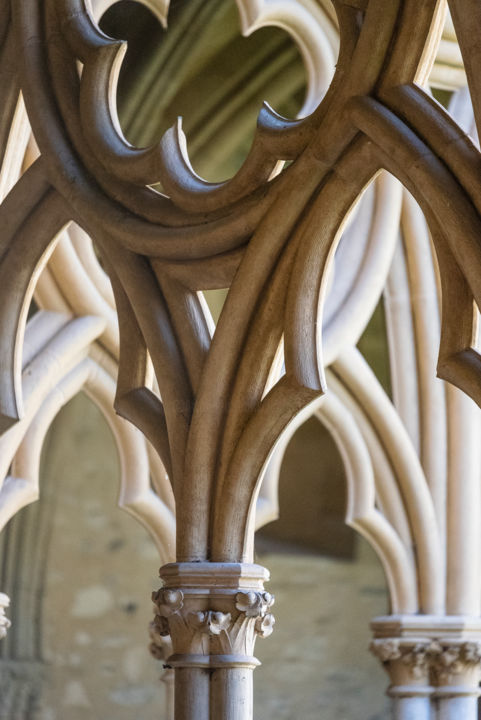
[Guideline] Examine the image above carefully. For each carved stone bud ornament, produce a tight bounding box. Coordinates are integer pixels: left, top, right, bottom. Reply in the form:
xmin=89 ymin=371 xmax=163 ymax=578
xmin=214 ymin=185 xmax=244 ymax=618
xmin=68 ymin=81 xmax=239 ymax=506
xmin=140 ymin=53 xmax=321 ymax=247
xmin=0 ymin=593 xmax=11 ymax=639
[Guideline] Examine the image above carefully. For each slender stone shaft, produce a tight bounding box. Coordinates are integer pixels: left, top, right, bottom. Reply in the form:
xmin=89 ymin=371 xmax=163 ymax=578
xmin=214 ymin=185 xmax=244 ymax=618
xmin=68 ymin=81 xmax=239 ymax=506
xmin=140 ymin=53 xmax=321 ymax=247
xmin=175 ymin=668 xmax=210 ymax=720
xmin=389 ymin=690 xmax=433 ymax=720
xmin=210 ymin=667 xmax=254 ymax=720
xmin=435 ymin=694 xmax=479 ymax=720
xmin=432 ymin=644 xmax=481 ymax=720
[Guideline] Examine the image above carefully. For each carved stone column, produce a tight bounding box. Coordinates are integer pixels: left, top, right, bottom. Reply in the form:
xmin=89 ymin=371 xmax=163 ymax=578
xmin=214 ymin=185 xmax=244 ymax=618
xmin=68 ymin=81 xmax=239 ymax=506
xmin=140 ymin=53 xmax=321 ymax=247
xmin=152 ymin=563 xmax=274 ymax=720
xmin=371 ymin=616 xmax=481 ymax=720
xmin=431 ymin=641 xmax=481 ymax=720
xmin=370 ymin=637 xmax=434 ymax=720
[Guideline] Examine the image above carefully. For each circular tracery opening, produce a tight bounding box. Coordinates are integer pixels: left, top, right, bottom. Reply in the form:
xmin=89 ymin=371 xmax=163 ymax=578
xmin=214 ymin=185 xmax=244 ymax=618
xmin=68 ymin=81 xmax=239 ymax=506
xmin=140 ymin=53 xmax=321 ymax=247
xmin=100 ymin=0 xmax=309 ymax=182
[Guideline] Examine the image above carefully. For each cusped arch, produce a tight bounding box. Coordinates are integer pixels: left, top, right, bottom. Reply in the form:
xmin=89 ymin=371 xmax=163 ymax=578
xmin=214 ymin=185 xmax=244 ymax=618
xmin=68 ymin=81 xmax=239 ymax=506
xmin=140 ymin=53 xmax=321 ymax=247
xmin=0 ymin=310 xmax=175 ymax=564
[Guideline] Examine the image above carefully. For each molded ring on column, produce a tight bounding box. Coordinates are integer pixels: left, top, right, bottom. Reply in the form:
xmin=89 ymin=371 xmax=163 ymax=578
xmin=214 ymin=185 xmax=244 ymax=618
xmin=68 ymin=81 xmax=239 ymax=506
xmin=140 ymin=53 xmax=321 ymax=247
xmin=167 ymin=654 xmax=261 ymax=670
xmin=433 ymin=686 xmax=481 ymax=698
xmin=160 ymin=562 xmax=269 ymax=589
xmin=388 ymin=685 xmax=434 ymax=698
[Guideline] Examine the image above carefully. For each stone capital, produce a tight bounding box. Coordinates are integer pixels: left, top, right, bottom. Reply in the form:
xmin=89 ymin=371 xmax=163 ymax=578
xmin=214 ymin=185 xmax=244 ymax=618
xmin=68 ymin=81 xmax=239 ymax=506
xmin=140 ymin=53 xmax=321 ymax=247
xmin=370 ymin=615 xmax=481 ymax=698
xmin=151 ymin=563 xmax=275 ymax=670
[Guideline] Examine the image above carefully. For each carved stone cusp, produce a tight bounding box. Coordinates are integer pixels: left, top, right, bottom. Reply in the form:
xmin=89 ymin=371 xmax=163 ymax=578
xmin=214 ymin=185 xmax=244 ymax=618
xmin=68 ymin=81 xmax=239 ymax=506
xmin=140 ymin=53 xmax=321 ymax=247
xmin=402 ymin=643 xmax=440 ymax=680
xmin=236 ymin=590 xmax=275 ymax=638
xmin=149 ymin=619 xmax=172 ymax=661
xmin=152 ymin=588 xmax=184 ymax=616
xmin=187 ymin=611 xmax=232 ymax=636
xmin=235 ymin=590 xmax=274 ymax=616
xmin=462 ymin=641 xmax=481 ymax=665
xmin=0 ymin=593 xmax=11 ymax=639
xmin=152 ymin=587 xmax=185 ymax=638
xmin=370 ymin=638 xmax=402 ymax=663
xmin=255 ymin=612 xmax=275 ymax=639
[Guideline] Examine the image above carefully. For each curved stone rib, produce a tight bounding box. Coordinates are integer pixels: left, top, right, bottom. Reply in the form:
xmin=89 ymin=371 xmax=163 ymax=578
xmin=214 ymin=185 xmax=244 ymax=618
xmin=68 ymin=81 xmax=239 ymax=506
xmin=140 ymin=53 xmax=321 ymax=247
xmin=318 ymin=388 xmax=418 ymax=613
xmin=0 ymin=189 xmax=69 ymax=432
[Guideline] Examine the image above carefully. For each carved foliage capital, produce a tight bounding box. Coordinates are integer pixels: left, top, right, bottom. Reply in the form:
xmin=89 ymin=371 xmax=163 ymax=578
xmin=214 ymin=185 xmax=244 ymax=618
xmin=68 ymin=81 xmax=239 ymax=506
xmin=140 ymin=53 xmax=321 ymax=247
xmin=431 ymin=641 xmax=481 ymax=685
xmin=371 ymin=637 xmax=481 ymax=686
xmin=235 ymin=590 xmax=275 ymax=639
xmin=370 ymin=639 xmax=439 ymax=680
xmin=151 ymin=586 xmax=275 ymax=661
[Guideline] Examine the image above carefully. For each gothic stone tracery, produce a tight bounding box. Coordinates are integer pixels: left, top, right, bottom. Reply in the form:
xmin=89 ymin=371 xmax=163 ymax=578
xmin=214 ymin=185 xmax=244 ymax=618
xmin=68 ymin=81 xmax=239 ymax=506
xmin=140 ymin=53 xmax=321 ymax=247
xmin=1 ymin=0 xmax=481 ymax=718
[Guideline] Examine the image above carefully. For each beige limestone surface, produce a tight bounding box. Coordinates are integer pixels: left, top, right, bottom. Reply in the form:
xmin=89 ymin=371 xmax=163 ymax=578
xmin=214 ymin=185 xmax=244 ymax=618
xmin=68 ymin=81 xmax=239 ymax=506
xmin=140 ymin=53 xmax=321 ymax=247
xmin=255 ymin=548 xmax=389 ymax=720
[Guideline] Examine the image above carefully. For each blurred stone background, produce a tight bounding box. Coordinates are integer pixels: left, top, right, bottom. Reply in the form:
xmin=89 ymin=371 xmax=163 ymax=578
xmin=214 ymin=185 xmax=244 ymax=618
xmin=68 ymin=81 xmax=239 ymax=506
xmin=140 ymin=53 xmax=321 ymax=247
xmin=0 ymin=1 xmax=392 ymax=717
